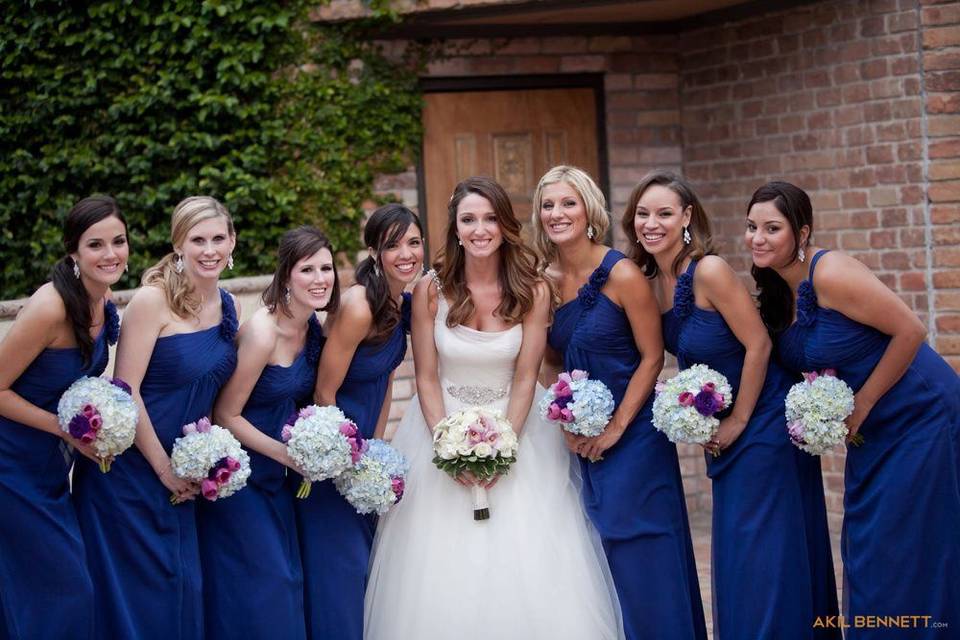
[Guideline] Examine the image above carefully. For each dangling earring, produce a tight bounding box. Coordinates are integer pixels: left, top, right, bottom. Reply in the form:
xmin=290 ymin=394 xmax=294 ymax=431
xmin=457 ymin=237 xmax=463 ymax=247
xmin=374 ymin=258 xmax=382 ymax=278
xmin=587 ymin=226 xmax=596 ymax=240
xmin=72 ymin=259 xmax=80 ymax=279
xmin=683 ymin=226 xmax=692 ymax=245
xmin=284 ymin=287 xmax=291 ymax=304
xmin=798 ymin=247 xmax=806 ymax=263
xmin=124 ymin=263 xmax=129 ymax=273
xmin=174 ymin=254 xmax=184 ymax=274
xmin=227 ymin=254 xmax=234 ymax=270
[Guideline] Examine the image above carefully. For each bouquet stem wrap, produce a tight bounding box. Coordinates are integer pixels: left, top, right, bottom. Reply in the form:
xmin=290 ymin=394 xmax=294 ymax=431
xmin=471 ymin=484 xmax=490 ymax=521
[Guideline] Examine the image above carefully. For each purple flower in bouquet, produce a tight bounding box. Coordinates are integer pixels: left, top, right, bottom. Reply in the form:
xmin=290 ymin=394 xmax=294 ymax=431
xmin=69 ymin=414 xmax=96 ymax=443
xmin=339 ymin=420 xmax=367 ymax=463
xmin=201 ymin=479 xmax=219 ymax=500
xmin=693 ymin=382 xmax=725 ymax=417
xmin=787 ymin=421 xmax=806 ymax=447
xmin=391 ymin=476 xmax=405 ymax=501
xmin=109 ymin=377 xmax=132 ymax=395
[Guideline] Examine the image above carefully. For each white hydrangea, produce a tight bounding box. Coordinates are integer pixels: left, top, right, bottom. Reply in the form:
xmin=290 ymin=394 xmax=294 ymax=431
xmin=652 ymin=364 xmax=733 ymax=444
xmin=170 ymin=419 xmax=251 ymax=500
xmin=57 ymin=376 xmax=138 ymax=472
xmin=282 ymin=404 xmax=363 ymax=499
xmin=334 ymin=440 xmax=408 ymax=515
xmin=785 ymin=372 xmax=855 ymax=456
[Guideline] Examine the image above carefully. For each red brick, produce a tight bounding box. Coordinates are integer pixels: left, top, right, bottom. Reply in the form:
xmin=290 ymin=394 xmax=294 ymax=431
xmin=497 ymin=37 xmax=541 ymax=55
xmin=923 ymin=26 xmax=960 ymax=48
xmin=860 ymin=15 xmax=887 ymax=36
xmin=934 ymin=270 xmax=960 ymax=288
xmin=541 ymin=36 xmax=588 ymax=54
xmin=930 ymin=160 xmax=960 ymax=180
xmin=927 ymin=70 xmax=960 ymax=92
xmin=866 ymin=144 xmax=896 ymax=164
xmin=512 ymin=55 xmax=561 ymax=73
xmin=936 ymin=315 xmax=960 ymax=333
xmin=932 ymin=205 xmax=960 ymax=225
xmin=900 ymin=271 xmax=928 ymax=291
xmin=880 ymin=249 xmax=910 ymax=267
xmin=930 ymin=180 xmax=960 ymax=202
xmin=922 ymin=4 xmax=960 ymax=26
xmin=930 ymin=138 xmax=960 ymax=158
xmin=888 ymin=11 xmax=919 ymax=32
xmin=901 ymin=184 xmax=925 ymax=204
xmin=588 ymin=36 xmax=633 ymax=53
xmin=876 ymin=164 xmax=909 ymax=183
xmin=924 ymin=50 xmax=960 ymax=71
xmin=927 ymin=93 xmax=960 ymax=113
xmin=864 ymin=101 xmax=893 ymax=121
xmin=872 ymin=34 xmax=904 ymax=55
xmin=935 ymin=225 xmax=960 ymax=245
xmin=842 ymin=191 xmax=869 ymax=208
xmin=898 ymin=142 xmax=923 ymax=161
xmin=936 ymin=336 xmax=960 ymax=356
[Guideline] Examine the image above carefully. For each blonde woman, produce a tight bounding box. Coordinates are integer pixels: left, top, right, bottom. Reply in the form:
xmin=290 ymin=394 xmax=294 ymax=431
xmin=74 ymin=196 xmax=239 ymax=640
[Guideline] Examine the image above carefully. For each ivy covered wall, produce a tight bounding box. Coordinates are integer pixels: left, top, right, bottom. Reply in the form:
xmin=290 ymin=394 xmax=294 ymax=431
xmin=0 ymin=0 xmax=423 ymax=299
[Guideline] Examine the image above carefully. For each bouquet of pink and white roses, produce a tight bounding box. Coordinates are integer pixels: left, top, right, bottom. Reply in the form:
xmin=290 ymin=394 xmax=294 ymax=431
xmin=57 ymin=376 xmax=138 ymax=472
xmin=281 ymin=404 xmax=366 ymax=499
xmin=785 ymin=369 xmax=858 ymax=455
xmin=335 ymin=439 xmax=408 ymax=515
xmin=432 ymin=407 xmax=518 ymax=521
xmin=539 ymin=369 xmax=615 ymax=437
xmin=652 ymin=364 xmax=732 ymax=445
xmin=170 ymin=417 xmax=250 ymax=501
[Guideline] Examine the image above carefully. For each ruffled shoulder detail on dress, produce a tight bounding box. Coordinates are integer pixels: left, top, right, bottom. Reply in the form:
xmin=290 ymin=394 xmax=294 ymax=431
xmin=400 ymin=291 xmax=413 ymax=334
xmin=104 ymin=300 xmax=120 ymax=345
xmin=796 ymin=280 xmax=818 ymax=327
xmin=218 ymin=289 xmax=239 ymax=342
xmin=305 ymin=313 xmax=323 ymax=367
xmin=577 ymin=265 xmax=609 ymax=309
xmin=672 ymin=271 xmax=694 ymax=320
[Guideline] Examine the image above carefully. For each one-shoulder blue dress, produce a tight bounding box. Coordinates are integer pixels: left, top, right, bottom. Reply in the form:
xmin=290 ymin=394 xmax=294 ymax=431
xmin=662 ymin=259 xmax=840 ymax=639
xmin=777 ymin=250 xmax=960 ymax=638
xmin=0 ymin=300 xmax=117 ymax=640
xmin=197 ymin=314 xmax=323 ymax=640
xmin=74 ymin=289 xmax=238 ymax=640
xmin=546 ymin=250 xmax=706 ymax=640
xmin=294 ymin=293 xmax=410 ymax=640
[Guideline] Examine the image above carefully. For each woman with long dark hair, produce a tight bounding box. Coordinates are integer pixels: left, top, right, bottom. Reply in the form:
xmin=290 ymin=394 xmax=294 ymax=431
xmin=746 ymin=181 xmax=959 ymax=638
xmin=624 ymin=171 xmax=839 ymax=639
xmin=198 ymin=226 xmax=339 ymax=639
xmin=0 ymin=195 xmax=127 ymax=640
xmin=537 ymin=166 xmax=706 ymax=640
xmin=295 ymin=203 xmax=423 ymax=640
xmin=364 ymin=177 xmax=622 ymax=640
xmin=73 ymin=196 xmax=239 ymax=640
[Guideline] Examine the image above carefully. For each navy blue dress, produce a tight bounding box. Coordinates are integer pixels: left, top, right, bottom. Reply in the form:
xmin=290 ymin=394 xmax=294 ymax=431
xmin=294 ymin=294 xmax=410 ymax=640
xmin=74 ymin=289 xmax=238 ymax=640
xmin=0 ymin=301 xmax=117 ymax=640
xmin=777 ymin=250 xmax=960 ymax=638
xmin=662 ymin=259 xmax=840 ymax=639
xmin=547 ymin=250 xmax=706 ymax=640
xmin=197 ymin=314 xmax=323 ymax=640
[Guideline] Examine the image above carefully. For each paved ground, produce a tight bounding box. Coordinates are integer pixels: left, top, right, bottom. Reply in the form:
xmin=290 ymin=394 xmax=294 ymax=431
xmin=688 ymin=510 xmax=844 ymax=639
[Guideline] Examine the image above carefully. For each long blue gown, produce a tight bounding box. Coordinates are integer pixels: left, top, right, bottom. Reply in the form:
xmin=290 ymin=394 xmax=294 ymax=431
xmin=546 ymin=249 xmax=706 ymax=640
xmin=294 ymin=294 xmax=410 ymax=640
xmin=0 ymin=300 xmax=117 ymax=640
xmin=777 ymin=250 xmax=960 ymax=638
xmin=73 ymin=289 xmax=238 ymax=640
xmin=197 ymin=314 xmax=323 ymax=639
xmin=662 ymin=259 xmax=840 ymax=639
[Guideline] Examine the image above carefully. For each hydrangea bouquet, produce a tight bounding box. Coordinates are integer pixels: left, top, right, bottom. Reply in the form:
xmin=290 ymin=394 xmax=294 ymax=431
xmin=432 ymin=408 xmax=518 ymax=521
xmin=539 ymin=370 xmax=615 ymax=437
xmin=281 ymin=404 xmax=366 ymax=499
xmin=785 ymin=369 xmax=859 ymax=455
xmin=334 ymin=439 xmax=409 ymax=515
xmin=170 ymin=417 xmax=251 ymax=501
xmin=57 ymin=376 xmax=138 ymax=472
xmin=652 ymin=364 xmax=732 ymax=445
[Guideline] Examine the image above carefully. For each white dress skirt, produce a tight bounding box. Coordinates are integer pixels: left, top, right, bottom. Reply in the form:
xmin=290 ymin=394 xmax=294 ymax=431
xmin=364 ymin=296 xmax=623 ymax=640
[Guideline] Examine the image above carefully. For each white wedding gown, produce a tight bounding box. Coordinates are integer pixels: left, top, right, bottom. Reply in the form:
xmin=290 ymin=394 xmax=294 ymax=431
xmin=364 ymin=295 xmax=623 ymax=640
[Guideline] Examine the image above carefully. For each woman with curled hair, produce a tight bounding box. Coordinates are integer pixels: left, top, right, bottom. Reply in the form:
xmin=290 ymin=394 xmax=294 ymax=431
xmin=74 ymin=195 xmax=240 ymax=640
xmin=0 ymin=195 xmax=127 ymax=640
xmin=746 ymin=181 xmax=959 ymax=638
xmin=199 ymin=226 xmax=339 ymax=639
xmin=296 ymin=203 xmax=423 ymax=640
xmin=537 ymin=165 xmax=706 ymax=640
xmin=365 ymin=176 xmax=622 ymax=640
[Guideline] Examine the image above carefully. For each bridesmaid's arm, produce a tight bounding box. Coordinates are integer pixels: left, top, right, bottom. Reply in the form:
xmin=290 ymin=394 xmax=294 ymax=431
xmin=213 ymin=312 xmax=299 ymax=471
xmin=372 ymin=371 xmax=394 ymax=440
xmin=115 ymin=287 xmax=197 ymax=501
xmin=505 ymin=281 xmax=550 ymax=434
xmin=697 ymin=256 xmax=772 ymax=454
xmin=411 ymin=276 xmax=445 ymax=432
xmin=812 ymin=251 xmax=927 ymax=438
xmin=582 ymin=259 xmax=664 ymax=462
xmin=314 ymin=287 xmax=369 ymax=406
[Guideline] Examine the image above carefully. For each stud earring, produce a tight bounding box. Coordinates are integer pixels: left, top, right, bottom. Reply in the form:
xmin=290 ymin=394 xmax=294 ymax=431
xmin=227 ymin=254 xmax=234 ymax=270
xmin=798 ymin=247 xmax=806 ymax=263
xmin=284 ymin=287 xmax=291 ymax=304
xmin=174 ymin=255 xmax=184 ymax=274
xmin=72 ymin=260 xmax=80 ymax=279
xmin=587 ymin=226 xmax=596 ymax=240
xmin=683 ymin=226 xmax=692 ymax=245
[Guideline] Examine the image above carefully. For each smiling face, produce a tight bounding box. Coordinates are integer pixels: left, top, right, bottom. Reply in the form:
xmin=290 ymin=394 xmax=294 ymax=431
xmin=634 ymin=184 xmax=691 ymax=259
xmin=746 ymin=200 xmax=807 ymax=269
xmin=377 ymin=223 xmax=423 ymax=287
xmin=176 ymin=216 xmax=235 ymax=283
xmin=538 ymin=181 xmax=588 ymax=247
xmin=288 ymin=247 xmax=335 ymax=310
xmin=72 ymin=215 xmax=129 ymax=288
xmin=456 ymin=193 xmax=503 ymax=259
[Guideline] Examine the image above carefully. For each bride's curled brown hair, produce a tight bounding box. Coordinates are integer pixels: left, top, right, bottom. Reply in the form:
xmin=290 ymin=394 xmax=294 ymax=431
xmin=435 ymin=177 xmax=540 ymax=328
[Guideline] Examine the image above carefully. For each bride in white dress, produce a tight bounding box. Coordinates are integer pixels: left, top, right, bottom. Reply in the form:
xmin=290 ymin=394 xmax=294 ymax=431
xmin=364 ymin=177 xmax=622 ymax=640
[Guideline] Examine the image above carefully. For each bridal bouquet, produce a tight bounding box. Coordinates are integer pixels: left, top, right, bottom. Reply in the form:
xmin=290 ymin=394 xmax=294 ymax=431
xmin=432 ymin=407 xmax=518 ymax=521
xmin=57 ymin=376 xmax=138 ymax=472
xmin=539 ymin=370 xmax=615 ymax=437
xmin=785 ymin=369 xmax=859 ymax=455
xmin=335 ymin=439 xmax=409 ymax=515
xmin=652 ymin=364 xmax=732 ymax=445
xmin=281 ymin=404 xmax=366 ymax=499
xmin=170 ymin=417 xmax=250 ymax=501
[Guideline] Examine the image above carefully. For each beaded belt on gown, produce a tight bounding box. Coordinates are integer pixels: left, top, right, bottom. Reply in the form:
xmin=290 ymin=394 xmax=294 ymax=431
xmin=445 ymin=384 xmax=507 ymax=405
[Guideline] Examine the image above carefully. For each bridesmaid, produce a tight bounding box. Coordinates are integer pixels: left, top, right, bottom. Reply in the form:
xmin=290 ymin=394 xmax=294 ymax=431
xmin=0 ymin=196 xmax=125 ymax=640
xmin=535 ymin=166 xmax=706 ymax=640
xmin=73 ymin=196 xmax=239 ymax=640
xmin=746 ymin=181 xmax=959 ymax=638
xmin=198 ymin=227 xmax=338 ymax=639
xmin=623 ymin=171 xmax=839 ymax=639
xmin=295 ymin=203 xmax=424 ymax=640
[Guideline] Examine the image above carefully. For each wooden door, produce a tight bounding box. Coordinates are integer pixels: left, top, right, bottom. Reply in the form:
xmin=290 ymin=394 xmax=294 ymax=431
xmin=421 ymin=87 xmax=600 ymax=257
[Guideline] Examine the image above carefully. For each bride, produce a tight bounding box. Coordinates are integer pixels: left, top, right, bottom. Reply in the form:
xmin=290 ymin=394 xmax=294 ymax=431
xmin=364 ymin=177 xmax=623 ymax=639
